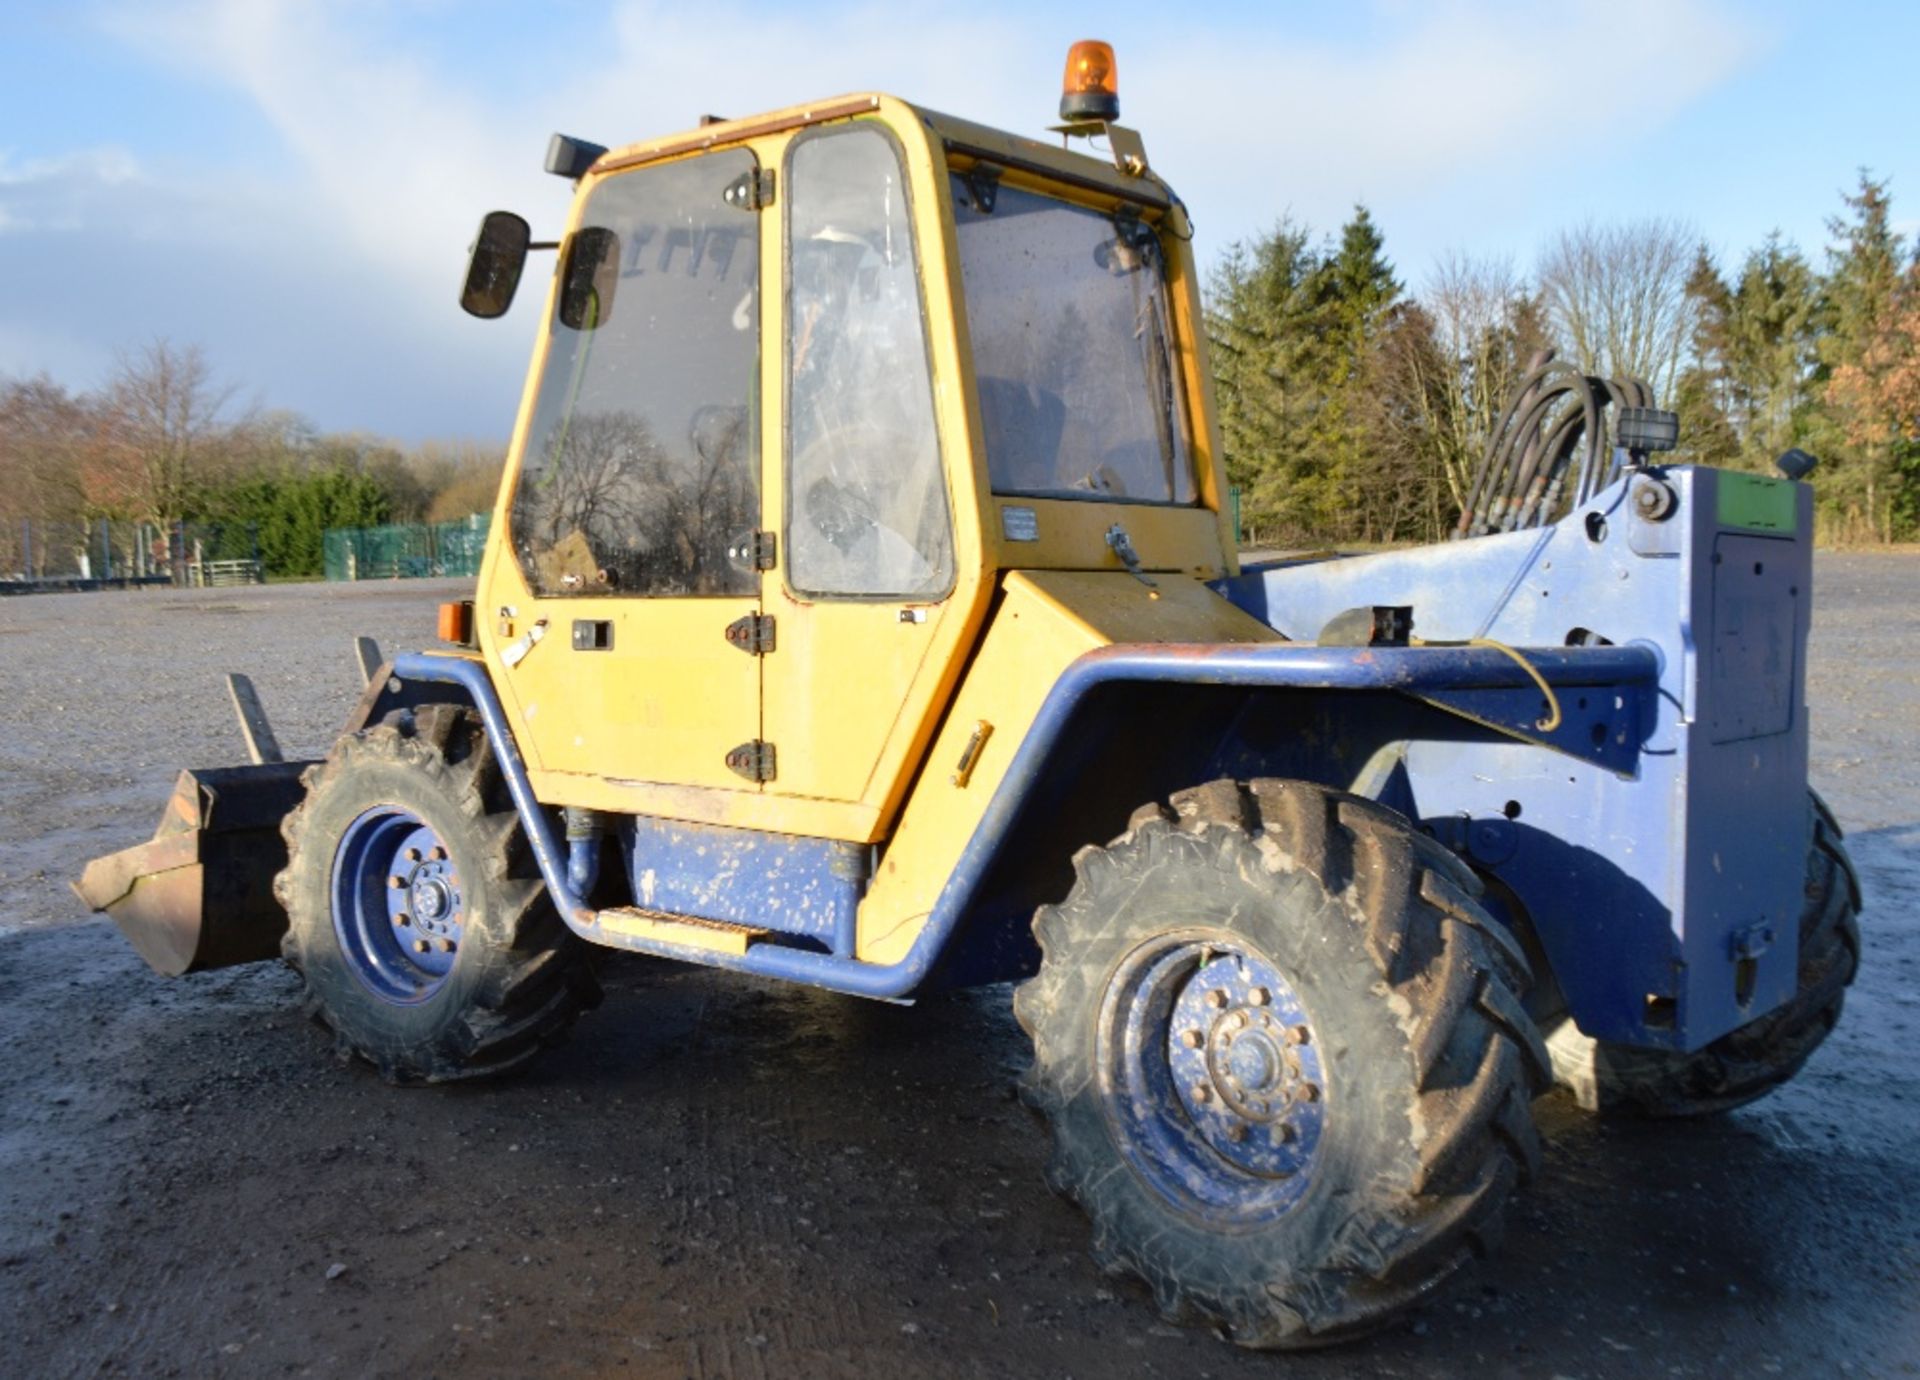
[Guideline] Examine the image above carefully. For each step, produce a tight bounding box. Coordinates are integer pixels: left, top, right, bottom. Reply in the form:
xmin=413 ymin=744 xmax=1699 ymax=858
xmin=592 ymin=907 xmax=768 ymax=956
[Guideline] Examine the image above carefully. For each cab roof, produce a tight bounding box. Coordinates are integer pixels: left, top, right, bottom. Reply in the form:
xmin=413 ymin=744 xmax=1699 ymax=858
xmin=589 ymin=92 xmax=1171 ymax=210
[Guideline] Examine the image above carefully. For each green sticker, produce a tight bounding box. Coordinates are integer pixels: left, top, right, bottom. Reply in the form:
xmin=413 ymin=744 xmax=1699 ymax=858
xmin=1716 ymin=473 xmax=1796 ymax=533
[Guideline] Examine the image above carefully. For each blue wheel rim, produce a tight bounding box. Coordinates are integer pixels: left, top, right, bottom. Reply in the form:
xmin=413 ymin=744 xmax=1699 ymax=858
xmin=332 ymin=806 xmax=466 ymax=1004
xmin=1098 ymin=934 xmax=1328 ymax=1224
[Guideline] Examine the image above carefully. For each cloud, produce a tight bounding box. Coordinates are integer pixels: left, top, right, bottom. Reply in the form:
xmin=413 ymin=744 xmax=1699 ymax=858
xmin=21 ymin=0 xmax=1763 ymax=437
xmin=0 ymin=148 xmax=144 ymax=235
xmin=1131 ymin=0 xmax=1763 ymax=254
xmin=0 ymin=137 xmax=523 ymax=431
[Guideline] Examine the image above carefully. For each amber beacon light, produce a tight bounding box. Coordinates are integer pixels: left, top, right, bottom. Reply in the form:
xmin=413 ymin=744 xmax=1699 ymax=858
xmin=1059 ymin=39 xmax=1119 ymax=123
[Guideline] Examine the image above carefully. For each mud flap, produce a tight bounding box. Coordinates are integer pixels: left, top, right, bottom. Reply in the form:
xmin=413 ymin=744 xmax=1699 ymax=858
xmin=73 ymin=762 xmax=316 ymax=975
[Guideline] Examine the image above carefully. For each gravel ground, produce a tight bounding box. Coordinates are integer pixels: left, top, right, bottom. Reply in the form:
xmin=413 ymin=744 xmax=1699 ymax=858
xmin=1 ymin=558 xmax=1916 ymax=1379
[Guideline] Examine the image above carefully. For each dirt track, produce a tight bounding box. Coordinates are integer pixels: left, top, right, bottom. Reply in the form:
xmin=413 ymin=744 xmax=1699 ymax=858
xmin=2 ymin=560 xmax=1917 ymax=1379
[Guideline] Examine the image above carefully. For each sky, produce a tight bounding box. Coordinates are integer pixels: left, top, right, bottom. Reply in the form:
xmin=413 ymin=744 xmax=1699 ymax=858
xmin=0 ymin=0 xmax=1914 ymax=443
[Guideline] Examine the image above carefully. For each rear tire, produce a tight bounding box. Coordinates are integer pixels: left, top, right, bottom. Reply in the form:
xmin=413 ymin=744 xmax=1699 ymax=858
xmin=276 ymin=704 xmax=600 ymax=1083
xmin=1014 ymin=778 xmax=1547 ymax=1348
xmin=1546 ymin=790 xmax=1862 ymax=1117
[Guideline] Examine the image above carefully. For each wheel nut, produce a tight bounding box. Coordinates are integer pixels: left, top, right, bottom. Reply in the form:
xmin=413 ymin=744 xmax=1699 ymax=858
xmin=404 ymin=848 xmax=422 ymax=862
xmin=395 ymin=913 xmax=411 ymax=928
xmin=1180 ymin=1029 xmax=1204 ymax=1049
xmin=1190 ymin=1083 xmax=1213 ymax=1105
xmin=1287 ymin=1025 xmax=1311 ymax=1046
xmin=1248 ymin=987 xmax=1270 ymax=1007
xmin=1205 ymin=988 xmax=1228 ymax=1009
xmin=413 ymin=939 xmax=431 ymax=954
xmin=1297 ymin=1082 xmax=1321 ymax=1103
xmin=430 ymin=846 xmax=447 ymax=861
xmin=1227 ymin=1124 xmax=1248 ymax=1143
xmin=439 ymin=938 xmax=457 ymax=954
xmin=389 ymin=874 xmax=407 ymax=889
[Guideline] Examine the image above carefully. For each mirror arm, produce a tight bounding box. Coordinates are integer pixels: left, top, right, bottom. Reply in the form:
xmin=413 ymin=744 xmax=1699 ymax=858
xmin=529 ymin=241 xmax=561 ymax=251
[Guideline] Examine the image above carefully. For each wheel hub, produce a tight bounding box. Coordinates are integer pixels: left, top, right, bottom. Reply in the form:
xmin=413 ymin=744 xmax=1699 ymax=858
xmin=1166 ymin=953 xmax=1326 ymax=1178
xmin=1217 ymin=1020 xmax=1289 ymax=1106
xmin=333 ymin=809 xmax=466 ymax=1004
xmin=408 ymin=867 xmax=455 ymax=928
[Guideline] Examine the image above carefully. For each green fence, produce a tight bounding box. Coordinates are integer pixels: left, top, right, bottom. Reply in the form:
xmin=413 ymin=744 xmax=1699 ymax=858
xmin=324 ymin=514 xmax=491 ymax=582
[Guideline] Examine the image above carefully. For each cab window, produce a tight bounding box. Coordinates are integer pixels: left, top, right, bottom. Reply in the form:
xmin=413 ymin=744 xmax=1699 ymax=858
xmin=785 ymin=125 xmax=953 ymax=600
xmin=951 ymin=175 xmax=1196 ymax=505
xmin=511 ymin=149 xmax=760 ymax=598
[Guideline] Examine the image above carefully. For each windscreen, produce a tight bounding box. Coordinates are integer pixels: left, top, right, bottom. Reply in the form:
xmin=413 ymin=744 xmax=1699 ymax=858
xmin=951 ymin=174 xmax=1195 ymax=505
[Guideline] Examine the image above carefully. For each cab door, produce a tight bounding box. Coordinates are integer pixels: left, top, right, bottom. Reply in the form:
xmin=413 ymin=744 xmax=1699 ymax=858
xmin=759 ymin=123 xmax=960 ymax=824
xmin=494 ymin=147 xmax=768 ymax=793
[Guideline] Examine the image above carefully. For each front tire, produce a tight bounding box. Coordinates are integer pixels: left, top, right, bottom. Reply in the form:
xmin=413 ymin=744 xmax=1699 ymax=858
xmin=1014 ymin=779 xmax=1548 ymax=1348
xmin=276 ymin=704 xmax=600 ymax=1083
xmin=1546 ymin=790 xmax=1862 ymax=1117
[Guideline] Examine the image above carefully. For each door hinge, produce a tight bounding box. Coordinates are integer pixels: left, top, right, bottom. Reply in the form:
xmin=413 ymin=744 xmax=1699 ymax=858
xmin=723 ymin=612 xmax=776 ymax=655
xmin=723 ymin=168 xmax=775 ymax=211
xmin=726 ymin=740 xmax=777 ymax=783
xmin=728 ymin=529 xmax=777 ymax=571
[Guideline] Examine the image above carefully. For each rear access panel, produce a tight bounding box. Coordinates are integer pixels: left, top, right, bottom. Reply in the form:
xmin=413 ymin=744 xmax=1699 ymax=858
xmin=1707 ymin=533 xmax=1799 ymax=744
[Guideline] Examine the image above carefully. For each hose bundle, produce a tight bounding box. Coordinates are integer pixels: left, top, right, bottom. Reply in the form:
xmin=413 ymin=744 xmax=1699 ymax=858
xmin=1454 ymin=351 xmax=1656 ymax=538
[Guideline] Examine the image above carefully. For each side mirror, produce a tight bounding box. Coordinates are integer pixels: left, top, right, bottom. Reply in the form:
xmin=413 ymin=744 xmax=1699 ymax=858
xmin=558 ymin=226 xmax=622 ymax=331
xmin=460 ymin=211 xmax=531 ymax=319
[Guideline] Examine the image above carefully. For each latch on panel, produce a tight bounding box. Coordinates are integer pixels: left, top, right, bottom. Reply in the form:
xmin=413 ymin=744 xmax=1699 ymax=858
xmin=1105 ymin=523 xmax=1155 ymax=588
xmin=724 ymin=613 xmax=776 ymax=655
xmin=950 ymin=720 xmax=994 ymax=788
xmin=571 ymin=619 xmax=614 ymax=651
xmin=501 ymin=619 xmax=548 ymax=668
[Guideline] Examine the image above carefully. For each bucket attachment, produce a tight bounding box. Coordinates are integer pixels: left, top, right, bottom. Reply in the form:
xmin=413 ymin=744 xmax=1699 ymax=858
xmin=77 ymin=642 xmax=389 ymax=975
xmin=74 ymin=761 xmax=316 ymax=975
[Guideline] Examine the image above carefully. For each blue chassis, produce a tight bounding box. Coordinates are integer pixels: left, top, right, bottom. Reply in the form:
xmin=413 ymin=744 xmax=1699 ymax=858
xmin=386 ymin=465 xmax=1813 ymax=1054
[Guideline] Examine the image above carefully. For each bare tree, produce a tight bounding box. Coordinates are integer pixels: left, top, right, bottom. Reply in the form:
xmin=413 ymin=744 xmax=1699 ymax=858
xmin=0 ymin=375 xmax=94 ymax=574
xmin=1538 ymin=219 xmax=1697 ymax=402
xmin=102 ymin=340 xmax=240 ymax=527
xmin=1406 ymin=253 xmax=1550 ymax=513
xmin=418 ymin=441 xmax=509 ymax=523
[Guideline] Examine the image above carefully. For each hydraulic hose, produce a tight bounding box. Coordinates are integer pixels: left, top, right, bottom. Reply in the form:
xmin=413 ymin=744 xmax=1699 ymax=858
xmin=1455 ymin=351 xmax=1655 ymax=539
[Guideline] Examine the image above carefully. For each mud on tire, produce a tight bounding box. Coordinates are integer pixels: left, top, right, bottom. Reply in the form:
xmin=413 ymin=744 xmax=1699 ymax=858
xmin=1546 ymin=790 xmax=1862 ymax=1118
xmin=1013 ymin=778 xmax=1548 ymax=1348
xmin=276 ymin=704 xmax=600 ymax=1083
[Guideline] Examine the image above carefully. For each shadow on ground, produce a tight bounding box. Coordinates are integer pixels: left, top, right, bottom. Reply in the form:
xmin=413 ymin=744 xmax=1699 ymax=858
xmin=3 ymin=918 xmax=1916 ymax=1379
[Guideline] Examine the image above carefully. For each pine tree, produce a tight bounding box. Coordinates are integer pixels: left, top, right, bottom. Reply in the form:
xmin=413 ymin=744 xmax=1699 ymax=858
xmin=1679 ymin=236 xmax=1819 ymax=471
xmin=1309 ymin=207 xmax=1404 ymax=540
xmin=1674 ymin=247 xmax=1741 ymax=467
xmin=1812 ymin=171 xmax=1910 ymax=540
xmin=1205 ymin=218 xmax=1327 ymax=542
xmin=1205 ymin=208 xmax=1403 ymax=544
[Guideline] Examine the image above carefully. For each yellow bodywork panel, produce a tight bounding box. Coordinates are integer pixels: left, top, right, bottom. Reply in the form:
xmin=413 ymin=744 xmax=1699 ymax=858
xmin=855 ymin=570 xmax=1281 ymax=963
xmin=986 ymin=497 xmax=1227 ymax=578
xmin=501 ymin=595 xmax=760 ymax=789
xmin=759 ymin=595 xmax=945 ymax=805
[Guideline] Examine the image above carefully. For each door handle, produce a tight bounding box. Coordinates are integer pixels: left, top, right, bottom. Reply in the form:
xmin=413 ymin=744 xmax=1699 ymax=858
xmin=571 ymin=619 xmax=614 ymax=651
